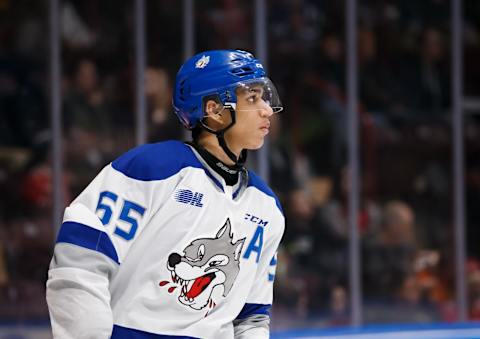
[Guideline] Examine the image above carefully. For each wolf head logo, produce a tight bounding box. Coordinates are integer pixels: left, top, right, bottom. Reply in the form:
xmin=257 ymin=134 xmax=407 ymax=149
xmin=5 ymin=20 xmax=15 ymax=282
xmin=166 ymin=218 xmax=245 ymax=310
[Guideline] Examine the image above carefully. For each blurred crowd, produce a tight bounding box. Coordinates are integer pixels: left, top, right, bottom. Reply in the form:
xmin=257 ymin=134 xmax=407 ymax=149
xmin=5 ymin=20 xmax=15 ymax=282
xmin=1 ymin=0 xmax=480 ymax=330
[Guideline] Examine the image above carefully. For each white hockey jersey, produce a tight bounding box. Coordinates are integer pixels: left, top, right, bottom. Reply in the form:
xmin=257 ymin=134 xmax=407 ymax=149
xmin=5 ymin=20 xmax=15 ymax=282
xmin=46 ymin=141 xmax=285 ymax=339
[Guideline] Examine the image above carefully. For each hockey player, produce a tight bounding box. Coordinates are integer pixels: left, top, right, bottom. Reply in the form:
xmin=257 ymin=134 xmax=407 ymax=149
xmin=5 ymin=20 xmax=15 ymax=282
xmin=46 ymin=50 xmax=285 ymax=339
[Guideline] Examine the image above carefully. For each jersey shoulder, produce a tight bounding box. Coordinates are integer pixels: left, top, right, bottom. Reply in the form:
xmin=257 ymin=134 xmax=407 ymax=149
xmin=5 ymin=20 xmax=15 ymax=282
xmin=111 ymin=140 xmax=202 ymax=181
xmin=247 ymin=170 xmax=283 ymax=215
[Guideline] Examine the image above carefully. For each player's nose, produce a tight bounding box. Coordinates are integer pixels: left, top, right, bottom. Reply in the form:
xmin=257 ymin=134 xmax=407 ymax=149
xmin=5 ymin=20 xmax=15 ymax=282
xmin=168 ymin=253 xmax=182 ymax=268
xmin=259 ymin=100 xmax=273 ymax=117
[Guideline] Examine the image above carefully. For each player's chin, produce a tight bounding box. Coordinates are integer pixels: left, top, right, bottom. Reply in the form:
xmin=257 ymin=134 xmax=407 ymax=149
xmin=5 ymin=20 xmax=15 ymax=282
xmin=246 ymin=138 xmax=265 ymax=150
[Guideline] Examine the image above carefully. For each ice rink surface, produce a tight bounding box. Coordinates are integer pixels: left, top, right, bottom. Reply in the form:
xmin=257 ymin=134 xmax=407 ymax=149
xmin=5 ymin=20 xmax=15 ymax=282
xmin=272 ymin=323 xmax=480 ymax=339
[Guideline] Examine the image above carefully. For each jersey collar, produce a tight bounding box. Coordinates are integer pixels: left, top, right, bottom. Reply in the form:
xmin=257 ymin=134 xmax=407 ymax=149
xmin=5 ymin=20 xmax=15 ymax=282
xmin=186 ymin=143 xmax=248 ymax=198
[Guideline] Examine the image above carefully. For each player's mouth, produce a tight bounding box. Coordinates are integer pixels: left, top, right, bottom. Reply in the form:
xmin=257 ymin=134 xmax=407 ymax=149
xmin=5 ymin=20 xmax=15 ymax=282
xmin=172 ymin=271 xmax=216 ymax=301
xmin=260 ymin=123 xmax=270 ymax=135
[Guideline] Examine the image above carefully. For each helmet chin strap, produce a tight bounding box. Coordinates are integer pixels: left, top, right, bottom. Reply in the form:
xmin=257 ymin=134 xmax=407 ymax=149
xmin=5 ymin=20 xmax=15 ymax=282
xmin=199 ymin=106 xmax=247 ymax=168
xmin=216 ymin=131 xmax=247 ymax=168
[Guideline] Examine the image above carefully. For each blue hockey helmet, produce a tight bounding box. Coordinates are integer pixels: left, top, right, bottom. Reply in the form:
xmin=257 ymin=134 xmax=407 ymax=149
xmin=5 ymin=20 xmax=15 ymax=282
xmin=173 ymin=50 xmax=283 ymax=130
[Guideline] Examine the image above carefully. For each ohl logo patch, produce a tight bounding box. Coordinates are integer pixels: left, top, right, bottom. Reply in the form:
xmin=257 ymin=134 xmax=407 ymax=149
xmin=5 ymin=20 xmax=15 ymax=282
xmin=174 ymin=189 xmax=204 ymax=207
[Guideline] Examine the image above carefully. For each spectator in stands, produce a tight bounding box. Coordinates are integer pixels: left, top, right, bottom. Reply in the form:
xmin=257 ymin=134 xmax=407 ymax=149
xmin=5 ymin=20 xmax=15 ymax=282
xmin=358 ymin=27 xmax=404 ymax=118
xmin=363 ymin=200 xmax=417 ymax=301
xmin=314 ymin=31 xmax=344 ymax=90
xmin=145 ymin=67 xmax=181 ymax=142
xmin=405 ymin=27 xmax=450 ymax=116
xmin=268 ymin=113 xmax=299 ymax=201
xmin=63 ymin=57 xmax=114 ymax=195
xmin=64 ymin=57 xmax=111 ymax=134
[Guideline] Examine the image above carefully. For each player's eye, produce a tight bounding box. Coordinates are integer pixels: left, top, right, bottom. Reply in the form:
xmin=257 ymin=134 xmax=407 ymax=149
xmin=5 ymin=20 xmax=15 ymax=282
xmin=209 ymin=261 xmax=221 ymax=267
xmin=247 ymin=94 xmax=258 ymax=103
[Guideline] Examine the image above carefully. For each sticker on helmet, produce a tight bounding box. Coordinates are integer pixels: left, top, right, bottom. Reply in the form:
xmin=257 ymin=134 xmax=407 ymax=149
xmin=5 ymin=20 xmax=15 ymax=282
xmin=195 ymin=55 xmax=210 ymax=69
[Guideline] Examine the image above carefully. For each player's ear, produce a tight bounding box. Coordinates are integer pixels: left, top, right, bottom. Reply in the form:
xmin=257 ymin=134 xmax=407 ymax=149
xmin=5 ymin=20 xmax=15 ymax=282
xmin=205 ymin=100 xmax=224 ymax=123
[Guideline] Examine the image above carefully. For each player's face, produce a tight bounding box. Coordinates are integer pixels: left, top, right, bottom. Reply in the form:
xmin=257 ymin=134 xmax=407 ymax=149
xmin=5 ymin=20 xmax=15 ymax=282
xmin=225 ymin=85 xmax=274 ymax=151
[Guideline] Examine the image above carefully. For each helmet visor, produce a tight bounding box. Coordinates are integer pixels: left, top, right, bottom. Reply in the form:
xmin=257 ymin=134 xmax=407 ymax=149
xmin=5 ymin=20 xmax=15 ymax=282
xmin=234 ymin=77 xmax=283 ymax=113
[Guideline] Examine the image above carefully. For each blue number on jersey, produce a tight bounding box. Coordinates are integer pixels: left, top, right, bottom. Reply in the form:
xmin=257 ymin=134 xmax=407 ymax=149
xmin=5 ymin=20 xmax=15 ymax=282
xmin=114 ymin=200 xmax=146 ymax=241
xmin=97 ymin=191 xmax=118 ymax=225
xmin=95 ymin=191 xmax=146 ymax=241
xmin=268 ymin=252 xmax=277 ymax=281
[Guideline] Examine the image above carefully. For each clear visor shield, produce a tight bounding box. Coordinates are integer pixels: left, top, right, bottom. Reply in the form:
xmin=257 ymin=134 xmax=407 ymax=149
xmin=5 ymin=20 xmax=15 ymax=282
xmin=233 ymin=78 xmax=283 ymax=113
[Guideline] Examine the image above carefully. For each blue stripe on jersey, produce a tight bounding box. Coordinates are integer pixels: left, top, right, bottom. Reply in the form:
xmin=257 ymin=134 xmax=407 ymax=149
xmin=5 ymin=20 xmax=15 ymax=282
xmin=232 ymin=171 xmax=247 ymax=199
xmin=203 ymin=169 xmax=224 ymax=192
xmin=236 ymin=303 xmax=271 ymax=319
xmin=247 ymin=170 xmax=283 ymax=214
xmin=232 ymin=185 xmax=242 ymax=199
xmin=56 ymin=221 xmax=119 ymax=264
xmin=111 ymin=141 xmax=203 ymax=181
xmin=111 ymin=325 xmax=200 ymax=338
